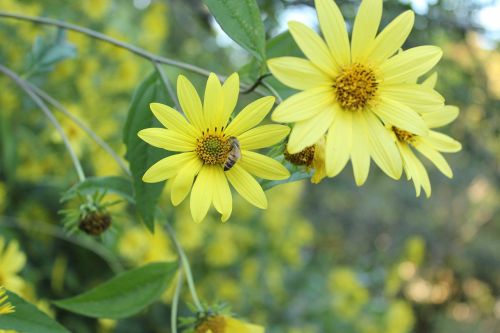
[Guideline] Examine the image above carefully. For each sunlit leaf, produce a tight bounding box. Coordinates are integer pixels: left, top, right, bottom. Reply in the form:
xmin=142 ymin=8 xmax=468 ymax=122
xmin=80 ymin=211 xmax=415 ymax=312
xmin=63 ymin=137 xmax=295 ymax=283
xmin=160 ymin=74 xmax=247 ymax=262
xmin=203 ymin=0 xmax=266 ymax=62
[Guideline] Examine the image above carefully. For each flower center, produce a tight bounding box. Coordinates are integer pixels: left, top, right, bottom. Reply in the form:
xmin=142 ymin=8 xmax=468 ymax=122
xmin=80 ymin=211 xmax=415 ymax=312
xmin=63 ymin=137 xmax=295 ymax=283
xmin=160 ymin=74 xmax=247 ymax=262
xmin=195 ymin=316 xmax=226 ymax=333
xmin=195 ymin=135 xmax=231 ymax=165
xmin=284 ymin=145 xmax=315 ymax=167
xmin=334 ymin=63 xmax=378 ymax=111
xmin=392 ymin=126 xmax=416 ymax=143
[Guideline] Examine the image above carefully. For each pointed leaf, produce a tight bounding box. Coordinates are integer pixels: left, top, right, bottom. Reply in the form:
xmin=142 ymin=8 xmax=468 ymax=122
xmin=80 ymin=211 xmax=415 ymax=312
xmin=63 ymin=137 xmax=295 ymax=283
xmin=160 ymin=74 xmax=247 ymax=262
xmin=203 ymin=0 xmax=266 ymax=62
xmin=53 ymin=262 xmax=177 ymax=319
xmin=123 ymin=73 xmax=173 ymax=231
xmin=0 ymin=291 xmax=69 ymax=333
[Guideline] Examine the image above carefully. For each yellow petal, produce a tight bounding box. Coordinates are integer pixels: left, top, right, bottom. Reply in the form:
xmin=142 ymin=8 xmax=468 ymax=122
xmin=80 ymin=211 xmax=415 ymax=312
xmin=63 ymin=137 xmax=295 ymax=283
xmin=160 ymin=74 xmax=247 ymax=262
xmin=225 ymin=96 xmax=275 ymax=137
xmin=221 ymin=73 xmax=240 ymax=128
xmin=149 ymin=103 xmax=200 ymax=137
xmin=325 ymin=109 xmax=351 ymax=177
xmin=315 ymin=0 xmax=350 ymax=68
xmin=351 ymin=113 xmax=371 ymax=186
xmin=288 ymin=21 xmax=339 ymax=77
xmin=171 ymin=157 xmax=203 ymax=206
xmin=367 ymin=11 xmax=415 ymax=64
xmin=414 ymin=141 xmax=453 ymax=178
xmin=226 ymin=164 xmax=267 ymax=209
xmin=380 ymin=83 xmax=445 ymax=115
xmin=240 ymin=150 xmax=290 ymax=180
xmin=190 ymin=166 xmax=214 ymax=222
xmin=422 ymin=72 xmax=438 ymax=88
xmin=400 ymin=144 xmax=429 ymax=197
xmin=363 ymin=111 xmax=402 ymax=179
xmin=422 ymin=105 xmax=459 ymax=128
xmin=419 ymin=131 xmax=462 ymax=152
xmin=373 ymin=98 xmax=428 ymax=135
xmin=225 ymin=317 xmax=265 ymax=333
xmin=3 ymin=241 xmax=26 ymax=274
xmin=351 ymin=0 xmax=382 ymax=62
xmin=380 ymin=83 xmax=444 ymax=107
xmin=177 ymin=75 xmax=205 ymax=130
xmin=138 ymin=128 xmax=196 ymax=151
xmin=380 ymin=46 xmax=443 ymax=84
xmin=203 ymin=73 xmax=224 ymax=129
xmin=267 ymin=57 xmax=333 ymax=91
xmin=272 ymin=86 xmax=334 ymax=123
xmin=212 ymin=167 xmax=232 ymax=222
xmin=239 ymin=124 xmax=290 ymax=150
xmin=143 ymin=152 xmax=197 ymax=183
xmin=287 ymin=108 xmax=335 ymax=154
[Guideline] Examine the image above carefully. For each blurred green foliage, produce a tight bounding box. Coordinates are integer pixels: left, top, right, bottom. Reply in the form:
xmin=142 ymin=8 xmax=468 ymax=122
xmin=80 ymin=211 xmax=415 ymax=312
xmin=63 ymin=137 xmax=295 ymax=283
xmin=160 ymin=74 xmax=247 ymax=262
xmin=0 ymin=0 xmax=498 ymax=332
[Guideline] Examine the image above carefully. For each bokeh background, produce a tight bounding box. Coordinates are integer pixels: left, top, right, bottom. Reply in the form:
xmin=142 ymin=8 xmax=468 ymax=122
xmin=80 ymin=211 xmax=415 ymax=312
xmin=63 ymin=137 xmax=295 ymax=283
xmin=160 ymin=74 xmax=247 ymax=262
xmin=0 ymin=0 xmax=499 ymax=332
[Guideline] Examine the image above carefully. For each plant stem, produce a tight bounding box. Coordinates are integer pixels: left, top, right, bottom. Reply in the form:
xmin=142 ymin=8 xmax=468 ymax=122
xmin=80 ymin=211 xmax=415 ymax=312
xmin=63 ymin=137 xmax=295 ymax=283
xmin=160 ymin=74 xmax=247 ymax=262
xmin=0 ymin=63 xmax=86 ymax=182
xmin=27 ymin=82 xmax=131 ymax=177
xmin=171 ymin=269 xmax=184 ymax=333
xmin=153 ymin=61 xmax=181 ymax=112
xmin=164 ymin=222 xmax=204 ymax=313
xmin=0 ymin=12 xmax=213 ymax=77
xmin=0 ymin=12 xmax=274 ymax=98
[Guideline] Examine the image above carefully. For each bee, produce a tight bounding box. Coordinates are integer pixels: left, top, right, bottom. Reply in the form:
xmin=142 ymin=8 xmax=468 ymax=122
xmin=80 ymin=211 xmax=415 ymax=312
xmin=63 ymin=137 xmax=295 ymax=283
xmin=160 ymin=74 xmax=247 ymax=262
xmin=223 ymin=137 xmax=241 ymax=171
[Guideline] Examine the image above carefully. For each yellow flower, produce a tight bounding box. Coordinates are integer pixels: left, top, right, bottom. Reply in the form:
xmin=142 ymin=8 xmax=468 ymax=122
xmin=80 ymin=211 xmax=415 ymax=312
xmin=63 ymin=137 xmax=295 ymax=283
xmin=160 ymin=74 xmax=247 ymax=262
xmin=269 ymin=0 xmax=445 ymax=185
xmin=139 ymin=73 xmax=290 ymax=222
xmin=0 ymin=237 xmax=26 ymax=294
xmin=118 ymin=225 xmax=177 ymax=265
xmin=388 ymin=74 xmax=461 ymax=197
xmin=196 ymin=315 xmax=264 ymax=333
xmin=0 ymin=287 xmax=15 ymax=315
xmin=284 ymin=137 xmax=327 ymax=184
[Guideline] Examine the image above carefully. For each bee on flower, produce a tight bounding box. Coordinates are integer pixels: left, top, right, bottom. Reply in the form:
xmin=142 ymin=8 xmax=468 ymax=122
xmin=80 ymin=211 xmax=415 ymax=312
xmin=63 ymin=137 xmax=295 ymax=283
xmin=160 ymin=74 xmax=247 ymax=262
xmin=268 ymin=0 xmax=450 ymax=186
xmin=139 ymin=73 xmax=290 ymax=222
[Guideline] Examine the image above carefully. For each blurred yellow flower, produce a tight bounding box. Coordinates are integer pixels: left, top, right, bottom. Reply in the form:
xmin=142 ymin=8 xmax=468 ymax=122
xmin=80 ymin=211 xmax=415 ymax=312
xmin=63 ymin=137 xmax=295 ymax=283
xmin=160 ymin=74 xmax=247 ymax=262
xmin=0 ymin=238 xmax=26 ymax=294
xmin=384 ymin=301 xmax=415 ymax=333
xmin=118 ymin=225 xmax=177 ymax=265
xmin=0 ymin=287 xmax=15 ymax=315
xmin=269 ymin=0 xmax=445 ymax=185
xmin=80 ymin=0 xmax=110 ymax=20
xmin=139 ymin=73 xmax=290 ymax=222
xmin=329 ymin=267 xmax=369 ymax=318
xmin=140 ymin=2 xmax=170 ymax=52
xmin=195 ymin=315 xmax=264 ymax=333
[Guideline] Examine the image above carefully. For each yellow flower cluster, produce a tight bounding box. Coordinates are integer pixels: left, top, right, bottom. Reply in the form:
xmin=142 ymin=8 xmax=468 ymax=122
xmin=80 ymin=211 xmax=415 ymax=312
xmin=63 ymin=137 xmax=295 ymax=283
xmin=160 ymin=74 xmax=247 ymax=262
xmin=268 ymin=0 xmax=461 ymax=195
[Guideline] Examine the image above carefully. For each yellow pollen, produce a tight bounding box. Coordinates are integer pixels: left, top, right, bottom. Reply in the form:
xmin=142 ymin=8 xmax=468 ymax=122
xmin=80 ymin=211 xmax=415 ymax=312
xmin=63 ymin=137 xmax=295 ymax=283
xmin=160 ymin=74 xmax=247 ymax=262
xmin=284 ymin=145 xmax=315 ymax=167
xmin=392 ymin=126 xmax=416 ymax=143
xmin=195 ymin=134 xmax=231 ymax=165
xmin=195 ymin=315 xmax=226 ymax=333
xmin=334 ymin=63 xmax=378 ymax=111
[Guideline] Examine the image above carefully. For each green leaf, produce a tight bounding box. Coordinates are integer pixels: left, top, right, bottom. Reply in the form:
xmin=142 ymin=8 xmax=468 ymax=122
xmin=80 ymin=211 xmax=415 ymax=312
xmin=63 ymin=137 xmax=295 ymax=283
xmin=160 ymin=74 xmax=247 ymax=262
xmin=24 ymin=28 xmax=76 ymax=77
xmin=61 ymin=176 xmax=134 ymax=203
xmin=53 ymin=262 xmax=178 ymax=319
xmin=123 ymin=73 xmax=172 ymax=232
xmin=240 ymin=31 xmax=303 ymax=99
xmin=203 ymin=0 xmax=266 ymax=62
xmin=0 ymin=291 xmax=69 ymax=333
